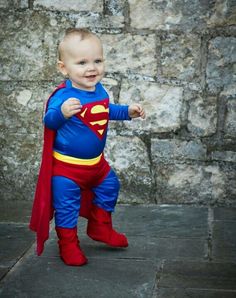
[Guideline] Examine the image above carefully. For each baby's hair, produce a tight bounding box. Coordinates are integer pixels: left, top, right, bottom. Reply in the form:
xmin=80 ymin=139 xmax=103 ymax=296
xmin=64 ymin=28 xmax=94 ymax=40
xmin=58 ymin=28 xmax=96 ymax=60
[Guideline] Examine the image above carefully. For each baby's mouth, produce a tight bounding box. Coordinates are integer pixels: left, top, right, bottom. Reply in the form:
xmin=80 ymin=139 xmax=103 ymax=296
xmin=86 ymin=75 xmax=96 ymax=79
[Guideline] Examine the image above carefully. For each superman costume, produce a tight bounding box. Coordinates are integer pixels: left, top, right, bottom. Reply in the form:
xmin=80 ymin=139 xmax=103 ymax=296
xmin=30 ymin=80 xmax=130 ymax=262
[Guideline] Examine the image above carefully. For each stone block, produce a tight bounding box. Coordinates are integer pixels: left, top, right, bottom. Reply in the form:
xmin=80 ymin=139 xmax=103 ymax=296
xmin=76 ymin=14 xmax=124 ymax=33
xmin=154 ymin=163 xmax=230 ymax=204
xmin=225 ymin=100 xmax=236 ymax=138
xmin=218 ymin=85 xmax=236 ymax=139
xmin=129 ymin=0 xmax=211 ymax=31
xmin=100 ymin=34 xmax=156 ymax=76
xmin=105 ymin=136 xmax=153 ymax=204
xmin=119 ymin=80 xmax=183 ymax=133
xmin=161 ymin=33 xmax=201 ymax=82
xmin=187 ymin=94 xmax=217 ymax=136
xmin=0 ymin=10 xmax=72 ymax=81
xmin=34 ymin=0 xmax=103 ymax=12
xmin=0 ymin=81 xmax=55 ymax=133
xmin=0 ymin=0 xmax=28 ymax=9
xmin=104 ymin=0 xmax=126 ymax=16
xmin=207 ymin=0 xmax=236 ymax=27
xmin=211 ymin=151 xmax=236 ymax=163
xmin=101 ymin=77 xmax=120 ymax=103
xmin=0 ymin=81 xmax=57 ymax=201
xmin=206 ymin=37 xmax=236 ymax=94
xmin=151 ymin=139 xmax=207 ymax=162
xmin=0 ymin=132 xmax=41 ymax=201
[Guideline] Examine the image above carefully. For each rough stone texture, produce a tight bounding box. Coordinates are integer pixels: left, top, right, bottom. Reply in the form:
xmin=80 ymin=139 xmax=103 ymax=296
xmin=0 ymin=0 xmax=28 ymax=8
xmin=104 ymin=0 xmax=126 ymax=16
xmin=76 ymin=14 xmax=124 ymax=33
xmin=206 ymin=37 xmax=236 ymax=94
xmin=211 ymin=151 xmax=236 ymax=163
xmin=0 ymin=81 xmax=54 ymax=201
xmin=0 ymin=0 xmax=235 ymax=205
xmin=187 ymin=94 xmax=217 ymax=137
xmin=154 ymin=163 xmax=236 ymax=205
xmin=119 ymin=80 xmax=183 ymax=133
xmin=0 ymin=10 xmax=73 ymax=81
xmin=129 ymin=0 xmax=236 ymax=30
xmin=151 ymin=139 xmax=207 ymax=162
xmin=34 ymin=0 xmax=103 ymax=12
xmin=225 ymin=99 xmax=236 ymax=138
xmin=129 ymin=0 xmax=213 ymax=31
xmin=101 ymin=34 xmax=157 ymax=76
xmin=161 ymin=33 xmax=201 ymax=82
xmin=105 ymin=135 xmax=153 ymax=204
xmin=207 ymin=0 xmax=236 ymax=27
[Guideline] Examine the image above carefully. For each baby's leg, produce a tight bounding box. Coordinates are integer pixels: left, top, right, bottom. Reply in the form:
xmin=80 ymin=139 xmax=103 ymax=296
xmin=52 ymin=176 xmax=81 ymax=228
xmin=92 ymin=169 xmax=120 ymax=211
xmin=87 ymin=169 xmax=128 ymax=247
xmin=52 ymin=176 xmax=87 ymax=266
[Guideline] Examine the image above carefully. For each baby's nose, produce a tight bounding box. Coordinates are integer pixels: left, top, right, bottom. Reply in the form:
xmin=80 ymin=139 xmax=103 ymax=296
xmin=87 ymin=63 xmax=96 ymax=71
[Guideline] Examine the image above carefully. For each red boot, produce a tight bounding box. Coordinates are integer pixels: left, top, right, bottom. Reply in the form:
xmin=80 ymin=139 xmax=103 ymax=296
xmin=87 ymin=205 xmax=128 ymax=247
xmin=55 ymin=227 xmax=87 ymax=266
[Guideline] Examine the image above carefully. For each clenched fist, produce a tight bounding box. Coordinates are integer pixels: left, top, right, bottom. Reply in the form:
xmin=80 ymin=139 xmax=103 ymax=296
xmin=61 ymin=98 xmax=82 ymax=118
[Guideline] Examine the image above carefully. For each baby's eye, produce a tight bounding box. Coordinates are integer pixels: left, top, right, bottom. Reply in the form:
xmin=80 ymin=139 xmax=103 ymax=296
xmin=77 ymin=61 xmax=86 ymax=65
xmin=95 ymin=59 xmax=103 ymax=64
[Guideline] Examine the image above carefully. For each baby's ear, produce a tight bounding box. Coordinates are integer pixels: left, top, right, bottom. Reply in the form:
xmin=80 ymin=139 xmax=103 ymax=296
xmin=57 ymin=60 xmax=68 ymax=76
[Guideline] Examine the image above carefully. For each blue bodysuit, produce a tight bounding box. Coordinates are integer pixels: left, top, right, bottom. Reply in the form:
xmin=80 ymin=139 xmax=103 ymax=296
xmin=44 ymin=80 xmax=130 ymax=228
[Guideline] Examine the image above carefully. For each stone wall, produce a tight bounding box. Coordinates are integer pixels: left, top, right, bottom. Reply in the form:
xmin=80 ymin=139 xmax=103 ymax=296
xmin=0 ymin=0 xmax=235 ymax=205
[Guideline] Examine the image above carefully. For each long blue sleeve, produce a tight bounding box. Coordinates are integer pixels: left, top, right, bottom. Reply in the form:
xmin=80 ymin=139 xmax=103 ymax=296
xmin=44 ymin=97 xmax=68 ymax=130
xmin=109 ymin=103 xmax=131 ymax=121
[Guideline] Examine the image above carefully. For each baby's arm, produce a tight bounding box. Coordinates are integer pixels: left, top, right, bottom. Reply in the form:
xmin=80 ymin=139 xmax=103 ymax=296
xmin=44 ymin=97 xmax=82 ymax=130
xmin=128 ymin=103 xmax=146 ymax=119
xmin=109 ymin=103 xmax=145 ymax=121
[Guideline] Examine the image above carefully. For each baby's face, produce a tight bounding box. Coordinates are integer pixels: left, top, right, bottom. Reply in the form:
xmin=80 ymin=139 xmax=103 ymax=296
xmin=60 ymin=35 xmax=105 ymax=91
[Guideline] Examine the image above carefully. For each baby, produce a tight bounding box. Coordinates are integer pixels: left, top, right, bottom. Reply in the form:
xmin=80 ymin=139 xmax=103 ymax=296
xmin=30 ymin=28 xmax=145 ymax=266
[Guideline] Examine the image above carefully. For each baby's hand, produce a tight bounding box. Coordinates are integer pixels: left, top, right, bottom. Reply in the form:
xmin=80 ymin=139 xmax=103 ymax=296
xmin=128 ymin=103 xmax=146 ymax=119
xmin=61 ymin=97 xmax=82 ymax=118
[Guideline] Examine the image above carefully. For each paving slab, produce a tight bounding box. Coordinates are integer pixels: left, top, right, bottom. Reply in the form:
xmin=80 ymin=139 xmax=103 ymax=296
xmin=156 ymin=288 xmax=236 ymax=298
xmin=212 ymin=220 xmax=236 ymax=262
xmin=0 ymin=269 xmax=7 ymax=281
xmin=0 ymin=202 xmax=236 ymax=298
xmin=113 ymin=205 xmax=209 ymax=238
xmin=213 ymin=207 xmax=236 ymax=221
xmin=42 ymin=232 xmax=206 ymax=261
xmin=0 ymin=223 xmax=35 ymax=282
xmin=0 ymin=249 xmax=159 ymax=298
xmin=211 ymin=207 xmax=236 ymax=263
xmin=158 ymin=260 xmax=236 ymax=290
xmin=0 ymin=201 xmax=32 ymax=223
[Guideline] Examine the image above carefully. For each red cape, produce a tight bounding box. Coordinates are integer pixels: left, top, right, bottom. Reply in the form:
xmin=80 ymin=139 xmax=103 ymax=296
xmin=29 ymin=82 xmax=93 ymax=256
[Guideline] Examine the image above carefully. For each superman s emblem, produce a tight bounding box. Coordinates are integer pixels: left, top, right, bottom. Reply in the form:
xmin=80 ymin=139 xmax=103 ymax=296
xmin=76 ymin=98 xmax=109 ymax=140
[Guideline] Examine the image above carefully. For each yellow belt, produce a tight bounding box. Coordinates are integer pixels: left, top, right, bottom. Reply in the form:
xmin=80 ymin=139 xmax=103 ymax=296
xmin=53 ymin=151 xmax=102 ymax=166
